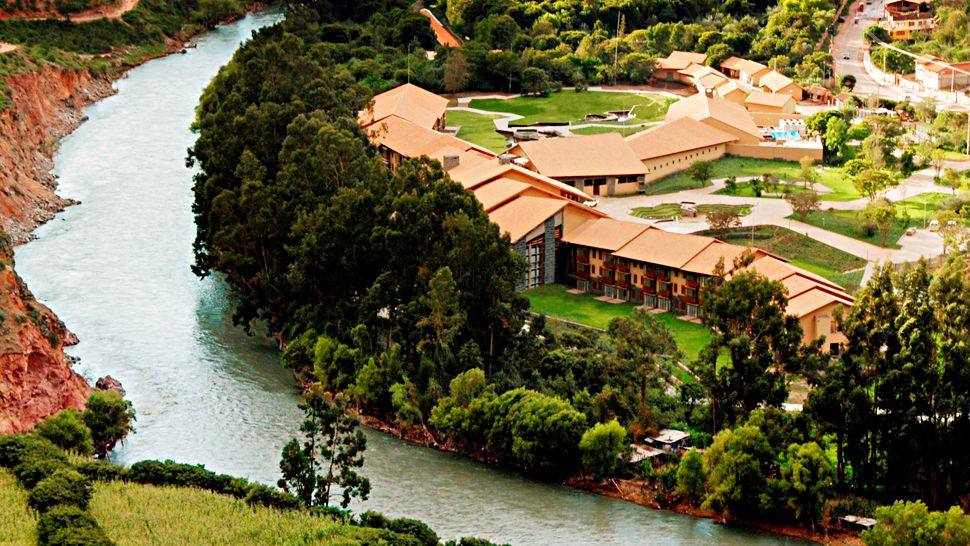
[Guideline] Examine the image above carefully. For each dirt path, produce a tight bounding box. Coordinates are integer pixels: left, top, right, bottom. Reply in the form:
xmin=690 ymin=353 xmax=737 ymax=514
xmin=1 ymin=0 xmax=138 ymax=22
xmin=0 ymin=42 xmax=18 ymax=54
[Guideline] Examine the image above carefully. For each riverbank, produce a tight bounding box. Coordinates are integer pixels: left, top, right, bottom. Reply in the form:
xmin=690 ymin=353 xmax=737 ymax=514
xmin=0 ymin=4 xmax=264 ymax=432
xmin=361 ymin=413 xmax=862 ymax=545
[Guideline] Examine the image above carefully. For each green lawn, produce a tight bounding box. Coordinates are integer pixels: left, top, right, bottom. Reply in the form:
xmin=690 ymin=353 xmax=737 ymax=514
xmin=941 ymin=150 xmax=970 ymax=161
xmin=571 ymin=125 xmax=648 ymax=137
xmin=895 ymin=192 xmax=955 ymax=225
xmin=643 ymin=157 xmax=857 ymax=200
xmin=524 ymin=285 xmax=713 ymax=361
xmin=0 ymin=470 xmax=33 ymax=546
xmin=631 ymin=203 xmax=752 ymax=220
xmin=713 ymin=181 xmax=812 ymax=199
xmin=795 ymin=209 xmax=911 ymax=249
xmin=448 ymin=109 xmax=509 ymax=153
xmin=469 ymin=91 xmax=672 ymax=125
xmin=704 ymin=225 xmax=867 ymax=291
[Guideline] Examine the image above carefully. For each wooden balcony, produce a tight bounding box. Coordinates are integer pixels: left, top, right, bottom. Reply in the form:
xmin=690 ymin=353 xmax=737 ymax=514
xmin=574 ymin=269 xmax=590 ymax=280
xmin=643 ymin=284 xmax=655 ymax=294
xmin=616 ymin=278 xmax=629 ymax=288
xmin=684 ymin=294 xmax=699 ymax=305
xmin=657 ymin=272 xmax=670 ymax=282
xmin=577 ymin=254 xmax=590 ymax=264
xmin=642 ymin=270 xmax=656 ymax=279
xmin=616 ymin=262 xmax=630 ymax=273
xmin=659 ymin=290 xmax=671 ymax=298
xmin=603 ymin=257 xmax=615 ymax=269
xmin=686 ymin=279 xmax=699 ymax=289
xmin=599 ymin=274 xmax=614 ymax=285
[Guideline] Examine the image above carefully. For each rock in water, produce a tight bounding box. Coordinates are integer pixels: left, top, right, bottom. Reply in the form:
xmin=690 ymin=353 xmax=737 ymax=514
xmin=95 ymin=376 xmax=125 ymax=396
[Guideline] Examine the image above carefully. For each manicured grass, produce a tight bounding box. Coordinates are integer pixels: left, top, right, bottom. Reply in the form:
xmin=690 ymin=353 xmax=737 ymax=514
xmin=895 ymin=192 xmax=955 ymax=224
xmin=940 ymin=150 xmax=970 ymax=161
xmin=469 ymin=91 xmax=672 ymax=125
xmin=643 ymin=157 xmax=857 ymax=200
xmin=571 ymin=125 xmax=647 ymax=137
xmin=795 ymin=209 xmax=911 ymax=249
xmin=631 ymin=203 xmax=751 ymax=220
xmin=447 ymin=109 xmax=509 ymax=153
xmin=706 ymin=225 xmax=866 ymax=289
xmin=524 ymin=285 xmax=713 ymax=361
xmin=91 ymin=481 xmax=382 ymax=546
xmin=713 ymin=181 xmax=812 ymax=199
xmin=0 ymin=470 xmax=34 ymax=546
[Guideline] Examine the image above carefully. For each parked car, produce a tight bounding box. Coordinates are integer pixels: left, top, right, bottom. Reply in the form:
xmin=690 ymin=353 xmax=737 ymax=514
xmin=582 ymin=199 xmax=599 ymax=208
xmin=843 ymin=54 xmax=851 ymax=60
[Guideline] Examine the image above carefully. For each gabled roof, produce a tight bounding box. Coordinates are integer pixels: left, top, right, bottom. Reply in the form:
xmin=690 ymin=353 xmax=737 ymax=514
xmin=759 ymin=70 xmax=800 ymax=93
xmin=698 ymin=72 xmax=730 ymax=89
xmin=508 ymin=133 xmax=646 ymax=178
xmin=657 ymin=51 xmax=707 ymax=71
xmin=472 ymin=178 xmax=532 ymax=212
xmin=448 ymin=158 xmax=593 ymax=201
xmin=419 ymin=8 xmax=462 ymax=48
xmin=665 ymin=94 xmax=762 ymax=140
xmin=366 ymin=115 xmax=492 ymax=160
xmin=358 ymin=83 xmax=449 ymax=130
xmin=625 ymin=117 xmax=737 ymax=161
xmin=744 ymin=90 xmax=796 ymax=109
xmin=714 ymin=81 xmax=745 ymax=98
xmin=562 ymin=218 xmax=649 ymax=251
xmin=488 ymin=195 xmax=568 ymax=242
xmin=743 ymin=255 xmax=854 ymax=318
xmin=720 ymin=56 xmax=770 ymax=76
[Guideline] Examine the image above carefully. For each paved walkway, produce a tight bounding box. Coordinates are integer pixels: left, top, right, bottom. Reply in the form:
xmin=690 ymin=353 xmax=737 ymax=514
xmin=599 ymin=162 xmax=970 ymax=264
xmin=448 ymin=105 xmax=662 ymax=136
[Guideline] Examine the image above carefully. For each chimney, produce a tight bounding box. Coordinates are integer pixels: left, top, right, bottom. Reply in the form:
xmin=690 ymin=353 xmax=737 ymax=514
xmin=443 ymin=154 xmax=460 ymax=170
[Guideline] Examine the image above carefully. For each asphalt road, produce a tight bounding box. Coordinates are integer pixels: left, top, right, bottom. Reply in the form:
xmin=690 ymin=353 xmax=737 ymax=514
xmin=831 ymin=0 xmax=906 ymax=100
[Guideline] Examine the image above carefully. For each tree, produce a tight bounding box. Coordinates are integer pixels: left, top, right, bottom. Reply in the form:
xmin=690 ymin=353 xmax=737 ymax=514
xmin=685 ymin=161 xmax=713 ymax=188
xmin=676 ymin=448 xmax=707 ymax=504
xmin=774 ymin=442 xmax=834 ymax=528
xmin=83 ymin=391 xmax=135 ymax=458
xmin=620 ymin=53 xmax=656 ymax=84
xmin=705 ymin=43 xmax=734 ymax=69
xmin=785 ymin=190 xmax=820 ymax=221
xmin=278 ymin=389 xmax=370 ymax=509
xmin=934 ymin=209 xmax=966 ymax=255
xmin=443 ymin=49 xmax=470 ymax=95
xmin=798 ymin=156 xmax=818 ymax=188
xmin=706 ymin=208 xmax=742 ymax=233
xmin=521 ymin=67 xmax=551 ymax=96
xmin=416 ymin=266 xmax=465 ymax=377
xmin=862 ymin=501 xmax=970 ymax=546
xmin=34 ymin=409 xmax=94 ymax=456
xmin=931 ymin=148 xmax=947 ymax=179
xmin=703 ymin=425 xmax=774 ymax=519
xmin=839 ymin=74 xmax=856 ymax=90
xmin=579 ymin=420 xmax=627 ymax=481
xmin=860 ymin=198 xmax=897 ymax=247
xmin=824 ymin=117 xmax=849 ymax=160
xmin=853 ymin=168 xmax=895 ymax=201
xmin=390 ymin=376 xmax=423 ymax=429
xmin=942 ymin=167 xmax=963 ymax=194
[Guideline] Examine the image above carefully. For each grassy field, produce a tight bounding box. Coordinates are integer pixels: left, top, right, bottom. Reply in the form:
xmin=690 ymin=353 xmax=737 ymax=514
xmin=941 ymin=150 xmax=970 ymax=161
xmin=895 ymin=192 xmax=957 ymax=224
xmin=91 ymin=481 xmax=381 ymax=546
xmin=524 ymin=285 xmax=713 ymax=361
xmin=713 ymin=181 xmax=812 ymax=199
xmin=631 ymin=203 xmax=752 ymax=220
xmin=705 ymin=225 xmax=867 ymax=290
xmin=448 ymin=109 xmax=509 ymax=153
xmin=642 ymin=157 xmax=856 ymax=200
xmin=469 ymin=91 xmax=672 ymax=125
xmin=571 ymin=125 xmax=647 ymax=137
xmin=0 ymin=470 xmax=34 ymax=546
xmin=795 ymin=209 xmax=911 ymax=249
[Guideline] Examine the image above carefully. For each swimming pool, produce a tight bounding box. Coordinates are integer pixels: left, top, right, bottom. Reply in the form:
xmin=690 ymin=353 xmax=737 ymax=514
xmin=770 ymin=129 xmax=800 ymax=140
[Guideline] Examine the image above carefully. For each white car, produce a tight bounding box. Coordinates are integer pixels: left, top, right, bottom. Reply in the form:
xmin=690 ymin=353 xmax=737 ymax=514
xmin=582 ymin=199 xmax=599 ymax=208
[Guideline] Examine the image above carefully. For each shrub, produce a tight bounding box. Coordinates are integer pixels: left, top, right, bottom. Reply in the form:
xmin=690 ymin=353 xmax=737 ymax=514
xmin=386 ymin=517 xmax=439 ymax=546
xmin=83 ymin=391 xmax=135 ymax=458
xmin=34 ymin=409 xmax=94 ymax=456
xmin=0 ymin=434 xmax=66 ymax=468
xmin=37 ymin=505 xmax=112 ymax=546
xmin=13 ymin=454 xmax=72 ymax=488
xmin=28 ymin=469 xmax=93 ymax=513
xmin=73 ymin=460 xmax=128 ymax=482
xmin=243 ymin=483 xmax=300 ymax=510
xmin=127 ymin=460 xmax=247 ymax=497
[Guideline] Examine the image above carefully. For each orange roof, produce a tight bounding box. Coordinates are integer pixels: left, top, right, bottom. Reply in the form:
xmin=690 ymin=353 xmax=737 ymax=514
xmin=562 ymin=218 xmax=649 ymax=251
xmin=625 ymin=117 xmax=737 ymax=161
xmin=918 ymin=57 xmax=970 ymax=73
xmin=720 ymin=56 xmax=769 ymax=76
xmin=472 ymin=177 xmax=532 ymax=211
xmin=657 ymin=51 xmax=707 ymax=71
xmin=358 ymin=83 xmax=449 ymax=130
xmin=744 ymin=90 xmax=796 ymax=109
xmin=787 ymin=288 xmax=853 ymax=318
xmin=366 ymin=115 xmax=492 ymax=160
xmin=488 ymin=195 xmax=568 ymax=242
xmin=714 ymin=81 xmax=745 ymax=98
xmin=666 ymin=93 xmax=762 ymax=140
xmin=448 ymin=158 xmax=592 ymax=201
xmin=681 ymin=242 xmax=763 ymax=276
xmin=419 ymin=8 xmax=462 ymax=48
xmin=759 ymin=71 xmax=801 ymax=93
xmin=508 ymin=133 xmax=646 ymax=178
xmin=612 ymin=228 xmax=714 ymax=269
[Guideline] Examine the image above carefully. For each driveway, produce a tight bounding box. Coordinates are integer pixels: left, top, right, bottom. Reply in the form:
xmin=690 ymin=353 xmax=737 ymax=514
xmin=831 ymin=0 xmax=905 ymax=100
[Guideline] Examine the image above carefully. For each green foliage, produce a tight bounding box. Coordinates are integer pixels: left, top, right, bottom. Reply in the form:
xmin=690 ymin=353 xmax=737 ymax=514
xmin=862 ymin=501 xmax=970 ymax=546
xmin=13 ymin=453 xmax=72 ymax=489
xmin=28 ymin=468 xmax=93 ymax=513
xmin=579 ymin=419 xmax=626 ymax=481
xmin=703 ymin=425 xmax=773 ymax=519
xmin=771 ymin=442 xmax=834 ymax=527
xmin=83 ymin=391 xmax=135 ymax=458
xmin=0 ymin=434 xmax=67 ymax=469
xmin=35 ymin=409 xmax=94 ymax=456
xmin=37 ymin=505 xmax=112 ymax=546
xmin=675 ymin=448 xmax=706 ymax=504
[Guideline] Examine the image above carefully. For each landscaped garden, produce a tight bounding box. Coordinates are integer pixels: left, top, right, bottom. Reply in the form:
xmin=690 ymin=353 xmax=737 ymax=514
xmin=524 ymin=284 xmax=713 ymax=361
xmin=571 ymin=125 xmax=647 ymax=137
xmin=793 ymin=209 xmax=912 ymax=249
xmin=631 ymin=203 xmax=752 ymax=220
xmin=642 ymin=157 xmax=858 ymax=200
xmin=713 ymin=181 xmax=813 ymax=198
xmin=468 ymin=90 xmax=672 ymax=126
xmin=448 ymin=109 xmax=509 ymax=153
xmin=704 ymin=225 xmax=867 ymax=291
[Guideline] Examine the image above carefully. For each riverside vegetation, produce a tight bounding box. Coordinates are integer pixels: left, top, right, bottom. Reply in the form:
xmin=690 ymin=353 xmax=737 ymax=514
xmin=188 ymin=0 xmax=970 ymax=541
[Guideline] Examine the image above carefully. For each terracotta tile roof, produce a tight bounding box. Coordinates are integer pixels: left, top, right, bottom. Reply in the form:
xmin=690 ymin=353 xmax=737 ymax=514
xmin=720 ymin=56 xmax=769 ymax=76
xmin=358 ymin=83 xmax=449 ymax=130
xmin=367 ymin=115 xmax=493 ymax=160
xmin=625 ymin=117 xmax=737 ymax=161
xmin=918 ymin=57 xmax=970 ymax=73
xmin=787 ymin=288 xmax=853 ymax=318
xmin=488 ymin=195 xmax=568 ymax=242
xmin=508 ymin=133 xmax=646 ymax=179
xmin=419 ymin=8 xmax=462 ymax=48
xmin=665 ymin=94 xmax=762 ymax=140
xmin=714 ymin=81 xmax=745 ymax=98
xmin=744 ymin=90 xmax=796 ymax=109
xmin=562 ymin=218 xmax=649 ymax=251
xmin=698 ymin=73 xmax=730 ymax=89
xmin=681 ymin=242 xmax=764 ymax=276
xmin=678 ymin=63 xmax=716 ymax=78
xmin=472 ymin=177 xmax=532 ymax=211
xmin=657 ymin=51 xmax=707 ymax=71
xmin=448 ymin=159 xmax=592 ymax=201
xmin=743 ymin=255 xmax=854 ymax=318
xmin=759 ymin=70 xmax=801 ymax=94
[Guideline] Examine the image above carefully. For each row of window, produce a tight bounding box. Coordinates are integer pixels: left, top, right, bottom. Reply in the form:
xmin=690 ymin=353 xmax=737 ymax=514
xmin=646 ymin=146 xmax=719 ymax=173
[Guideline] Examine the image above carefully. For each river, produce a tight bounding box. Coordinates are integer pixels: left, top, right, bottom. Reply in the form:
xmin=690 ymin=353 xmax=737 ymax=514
xmin=14 ymin=10 xmax=810 ymax=545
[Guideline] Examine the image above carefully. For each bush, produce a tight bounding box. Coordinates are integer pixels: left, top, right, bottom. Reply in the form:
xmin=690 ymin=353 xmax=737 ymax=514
xmin=13 ymin=454 xmax=72 ymax=488
xmin=83 ymin=391 xmax=135 ymax=458
xmin=73 ymin=460 xmax=128 ymax=482
xmin=386 ymin=518 xmax=439 ymax=546
xmin=37 ymin=505 xmax=112 ymax=546
xmin=0 ymin=434 xmax=66 ymax=469
xmin=127 ymin=460 xmax=247 ymax=497
xmin=34 ymin=409 xmax=94 ymax=456
xmin=28 ymin=469 xmax=93 ymax=513
xmin=243 ymin=483 xmax=300 ymax=510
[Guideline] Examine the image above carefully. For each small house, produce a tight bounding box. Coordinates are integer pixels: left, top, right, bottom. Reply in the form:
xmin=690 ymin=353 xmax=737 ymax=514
xmin=645 ymin=429 xmax=691 ymax=453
